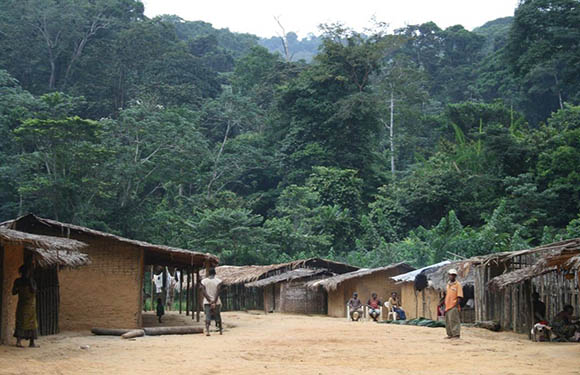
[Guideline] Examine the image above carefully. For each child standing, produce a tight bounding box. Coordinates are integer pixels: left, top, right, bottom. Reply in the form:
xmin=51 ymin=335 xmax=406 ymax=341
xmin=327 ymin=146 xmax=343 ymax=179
xmin=156 ymin=298 xmax=164 ymax=323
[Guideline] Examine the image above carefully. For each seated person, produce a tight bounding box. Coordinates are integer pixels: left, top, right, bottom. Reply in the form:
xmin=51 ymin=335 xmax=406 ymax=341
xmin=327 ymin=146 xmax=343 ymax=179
xmin=367 ymin=293 xmax=382 ymax=321
xmin=532 ymin=292 xmax=547 ymax=323
xmin=388 ymin=292 xmax=406 ymax=320
xmin=551 ymin=304 xmax=579 ymax=342
xmin=347 ymin=292 xmax=363 ymax=321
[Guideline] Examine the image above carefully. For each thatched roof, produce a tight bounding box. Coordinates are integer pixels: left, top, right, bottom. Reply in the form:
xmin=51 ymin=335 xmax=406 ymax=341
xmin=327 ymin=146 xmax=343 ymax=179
xmin=204 ymin=258 xmax=359 ymax=286
xmin=245 ymin=268 xmax=333 ymax=288
xmin=488 ymin=238 xmax=580 ymax=290
xmin=206 ymin=265 xmax=276 ymax=286
xmin=391 ymin=260 xmax=451 ymax=283
xmin=428 ymin=260 xmax=477 ymax=290
xmin=2 ymin=214 xmax=218 ymax=268
xmin=0 ymin=227 xmax=90 ymax=268
xmin=306 ymin=262 xmax=415 ymax=292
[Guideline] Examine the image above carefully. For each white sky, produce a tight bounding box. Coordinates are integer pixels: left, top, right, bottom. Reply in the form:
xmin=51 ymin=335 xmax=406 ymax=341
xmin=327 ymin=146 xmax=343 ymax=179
xmin=142 ymin=0 xmax=519 ymax=38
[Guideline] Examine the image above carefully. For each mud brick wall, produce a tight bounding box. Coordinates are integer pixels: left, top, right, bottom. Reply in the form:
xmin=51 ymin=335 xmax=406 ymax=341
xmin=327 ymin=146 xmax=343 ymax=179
xmin=1 ymin=244 xmax=24 ymax=344
xmin=400 ymin=283 xmax=442 ymax=320
xmin=58 ymin=236 xmax=144 ymax=330
xmin=327 ymin=269 xmax=406 ymax=318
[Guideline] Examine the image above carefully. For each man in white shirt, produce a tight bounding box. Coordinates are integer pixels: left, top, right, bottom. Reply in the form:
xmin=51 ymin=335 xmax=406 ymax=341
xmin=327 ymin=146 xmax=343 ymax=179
xmin=200 ymin=268 xmax=223 ymax=336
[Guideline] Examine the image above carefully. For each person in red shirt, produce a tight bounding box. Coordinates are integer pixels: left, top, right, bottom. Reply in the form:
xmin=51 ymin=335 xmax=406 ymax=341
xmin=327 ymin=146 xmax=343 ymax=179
xmin=444 ymin=268 xmax=463 ymax=339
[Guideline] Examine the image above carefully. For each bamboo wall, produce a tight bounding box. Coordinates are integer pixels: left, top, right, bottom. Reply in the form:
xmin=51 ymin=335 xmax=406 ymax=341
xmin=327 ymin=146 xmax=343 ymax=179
xmin=35 ymin=267 xmax=59 ymax=336
xmin=220 ymin=284 xmax=263 ymax=312
xmin=533 ymin=269 xmax=579 ymax=324
xmin=263 ymin=280 xmax=327 ymax=315
xmin=473 ymin=253 xmax=579 ymax=335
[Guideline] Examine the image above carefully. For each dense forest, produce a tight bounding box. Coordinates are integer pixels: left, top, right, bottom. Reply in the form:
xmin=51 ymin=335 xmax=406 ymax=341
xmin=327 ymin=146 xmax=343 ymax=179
xmin=1 ymin=0 xmax=579 ymax=267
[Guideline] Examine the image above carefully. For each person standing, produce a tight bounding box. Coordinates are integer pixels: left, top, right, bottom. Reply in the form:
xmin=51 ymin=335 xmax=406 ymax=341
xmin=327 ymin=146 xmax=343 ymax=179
xmin=201 ymin=268 xmax=223 ymax=336
xmin=12 ymin=265 xmax=39 ymax=348
xmin=444 ymin=268 xmax=463 ymax=339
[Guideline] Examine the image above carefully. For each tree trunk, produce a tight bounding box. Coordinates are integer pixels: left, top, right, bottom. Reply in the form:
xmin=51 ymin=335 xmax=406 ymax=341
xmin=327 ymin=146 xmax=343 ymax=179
xmin=390 ymin=89 xmax=395 ymax=175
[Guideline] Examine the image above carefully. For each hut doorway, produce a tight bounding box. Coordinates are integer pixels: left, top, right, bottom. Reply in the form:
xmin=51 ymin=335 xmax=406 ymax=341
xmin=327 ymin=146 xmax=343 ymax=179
xmin=34 ymin=267 xmax=60 ymax=336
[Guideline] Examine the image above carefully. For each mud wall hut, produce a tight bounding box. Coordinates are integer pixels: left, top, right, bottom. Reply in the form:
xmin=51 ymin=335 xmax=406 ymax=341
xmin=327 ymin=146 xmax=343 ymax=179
xmin=206 ymin=258 xmax=358 ymax=313
xmin=0 ymin=227 xmax=89 ymax=344
xmin=307 ymin=263 xmax=414 ymax=318
xmin=246 ymin=268 xmax=335 ymax=314
xmin=3 ymin=215 xmax=218 ymax=331
xmin=391 ymin=261 xmax=450 ymax=320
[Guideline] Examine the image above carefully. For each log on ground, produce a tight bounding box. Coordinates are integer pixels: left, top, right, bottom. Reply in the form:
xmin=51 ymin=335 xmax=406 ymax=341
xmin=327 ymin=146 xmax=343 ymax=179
xmin=143 ymin=326 xmax=204 ymax=336
xmin=474 ymin=320 xmax=501 ymax=331
xmin=91 ymin=328 xmax=133 ymax=336
xmin=121 ymin=329 xmax=145 ymax=339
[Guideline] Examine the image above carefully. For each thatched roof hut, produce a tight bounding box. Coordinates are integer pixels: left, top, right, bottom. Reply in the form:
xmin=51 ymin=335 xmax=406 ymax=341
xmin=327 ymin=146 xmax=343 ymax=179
xmin=307 ymin=262 xmax=414 ymax=292
xmin=204 ymin=258 xmax=359 ymax=286
xmin=488 ymin=238 xmax=580 ymax=290
xmin=427 ymin=260 xmax=477 ymax=291
xmin=1 ymin=214 xmax=219 ymax=331
xmin=203 ymin=258 xmax=359 ymax=313
xmin=2 ymin=214 xmax=218 ymax=267
xmin=305 ymin=262 xmax=414 ymax=318
xmin=0 ymin=227 xmax=90 ymax=268
xmin=461 ymin=239 xmax=580 ymax=334
xmin=245 ymin=268 xmax=333 ymax=288
xmin=391 ymin=260 xmax=451 ymax=284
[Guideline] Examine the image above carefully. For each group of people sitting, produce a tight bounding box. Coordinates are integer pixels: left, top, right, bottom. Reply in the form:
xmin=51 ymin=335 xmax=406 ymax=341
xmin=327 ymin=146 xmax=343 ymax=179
xmin=347 ymin=292 xmax=407 ymax=322
xmin=533 ymin=292 xmax=580 ymax=342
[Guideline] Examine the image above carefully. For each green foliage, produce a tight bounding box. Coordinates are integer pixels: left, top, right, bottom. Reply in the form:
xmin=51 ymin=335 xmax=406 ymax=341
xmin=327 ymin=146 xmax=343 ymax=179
xmin=0 ymin=1 xmax=579 ymax=269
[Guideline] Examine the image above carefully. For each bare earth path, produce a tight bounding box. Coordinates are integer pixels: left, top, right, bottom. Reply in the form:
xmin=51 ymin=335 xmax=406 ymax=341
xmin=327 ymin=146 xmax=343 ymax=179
xmin=0 ymin=312 xmax=578 ymax=375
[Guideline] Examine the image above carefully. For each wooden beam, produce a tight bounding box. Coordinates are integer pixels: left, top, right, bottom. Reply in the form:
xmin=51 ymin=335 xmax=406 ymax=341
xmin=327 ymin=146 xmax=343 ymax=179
xmin=179 ymin=268 xmax=183 ymax=314
xmin=149 ymin=265 xmax=154 ymax=312
xmin=195 ymin=268 xmax=201 ymax=322
xmin=186 ymin=268 xmax=191 ymax=316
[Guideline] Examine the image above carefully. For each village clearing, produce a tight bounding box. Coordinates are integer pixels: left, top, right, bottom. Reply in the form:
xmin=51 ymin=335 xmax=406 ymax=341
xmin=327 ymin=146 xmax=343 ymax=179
xmin=0 ymin=311 xmax=578 ymax=375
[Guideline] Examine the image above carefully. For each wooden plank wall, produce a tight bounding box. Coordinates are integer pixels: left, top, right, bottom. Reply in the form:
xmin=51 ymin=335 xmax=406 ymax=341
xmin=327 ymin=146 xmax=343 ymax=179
xmin=219 ymin=284 xmax=264 ymax=312
xmin=475 ymin=253 xmax=579 ymax=335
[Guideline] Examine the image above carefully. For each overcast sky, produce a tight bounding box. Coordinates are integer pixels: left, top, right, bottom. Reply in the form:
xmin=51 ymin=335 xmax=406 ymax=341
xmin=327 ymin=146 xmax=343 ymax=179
xmin=142 ymin=0 xmax=519 ymax=38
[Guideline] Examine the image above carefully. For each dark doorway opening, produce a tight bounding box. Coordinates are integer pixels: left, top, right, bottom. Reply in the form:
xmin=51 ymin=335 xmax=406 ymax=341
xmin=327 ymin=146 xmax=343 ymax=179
xmin=35 ymin=267 xmax=60 ymax=336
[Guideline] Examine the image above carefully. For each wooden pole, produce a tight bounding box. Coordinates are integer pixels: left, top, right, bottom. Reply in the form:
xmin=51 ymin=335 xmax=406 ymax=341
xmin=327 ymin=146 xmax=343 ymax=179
xmin=195 ymin=269 xmax=201 ymax=322
xmin=179 ymin=268 xmax=183 ymax=314
xmin=186 ymin=268 xmax=191 ymax=316
xmin=149 ymin=266 xmax=155 ymax=311
xmin=162 ymin=267 xmax=168 ymax=310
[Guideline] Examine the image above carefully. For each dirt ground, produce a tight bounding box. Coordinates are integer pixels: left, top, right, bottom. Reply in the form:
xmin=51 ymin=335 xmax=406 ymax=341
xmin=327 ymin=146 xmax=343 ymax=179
xmin=0 ymin=311 xmax=579 ymax=375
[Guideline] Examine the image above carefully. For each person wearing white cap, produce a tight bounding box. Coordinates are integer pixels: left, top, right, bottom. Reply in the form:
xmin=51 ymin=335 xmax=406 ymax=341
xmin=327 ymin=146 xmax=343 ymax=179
xmin=444 ymin=268 xmax=463 ymax=339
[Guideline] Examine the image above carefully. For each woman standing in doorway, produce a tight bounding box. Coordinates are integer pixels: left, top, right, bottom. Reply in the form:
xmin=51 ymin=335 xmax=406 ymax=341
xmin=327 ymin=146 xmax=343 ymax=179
xmin=12 ymin=265 xmax=39 ymax=348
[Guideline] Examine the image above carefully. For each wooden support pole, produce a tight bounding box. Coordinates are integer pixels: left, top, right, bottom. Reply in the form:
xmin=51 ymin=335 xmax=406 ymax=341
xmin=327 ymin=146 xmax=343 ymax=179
xmin=163 ymin=267 xmax=168 ymax=310
xmin=186 ymin=268 xmax=191 ymax=316
xmin=149 ymin=266 xmax=155 ymax=311
xmin=179 ymin=268 xmax=183 ymax=314
xmin=195 ymin=269 xmax=201 ymax=322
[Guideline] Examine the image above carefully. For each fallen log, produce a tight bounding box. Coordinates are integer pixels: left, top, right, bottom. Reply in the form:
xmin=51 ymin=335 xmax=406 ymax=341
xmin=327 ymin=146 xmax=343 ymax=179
xmin=121 ymin=329 xmax=145 ymax=339
xmin=143 ymin=326 xmax=204 ymax=336
xmin=91 ymin=328 xmax=132 ymax=336
xmin=474 ymin=320 xmax=501 ymax=332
